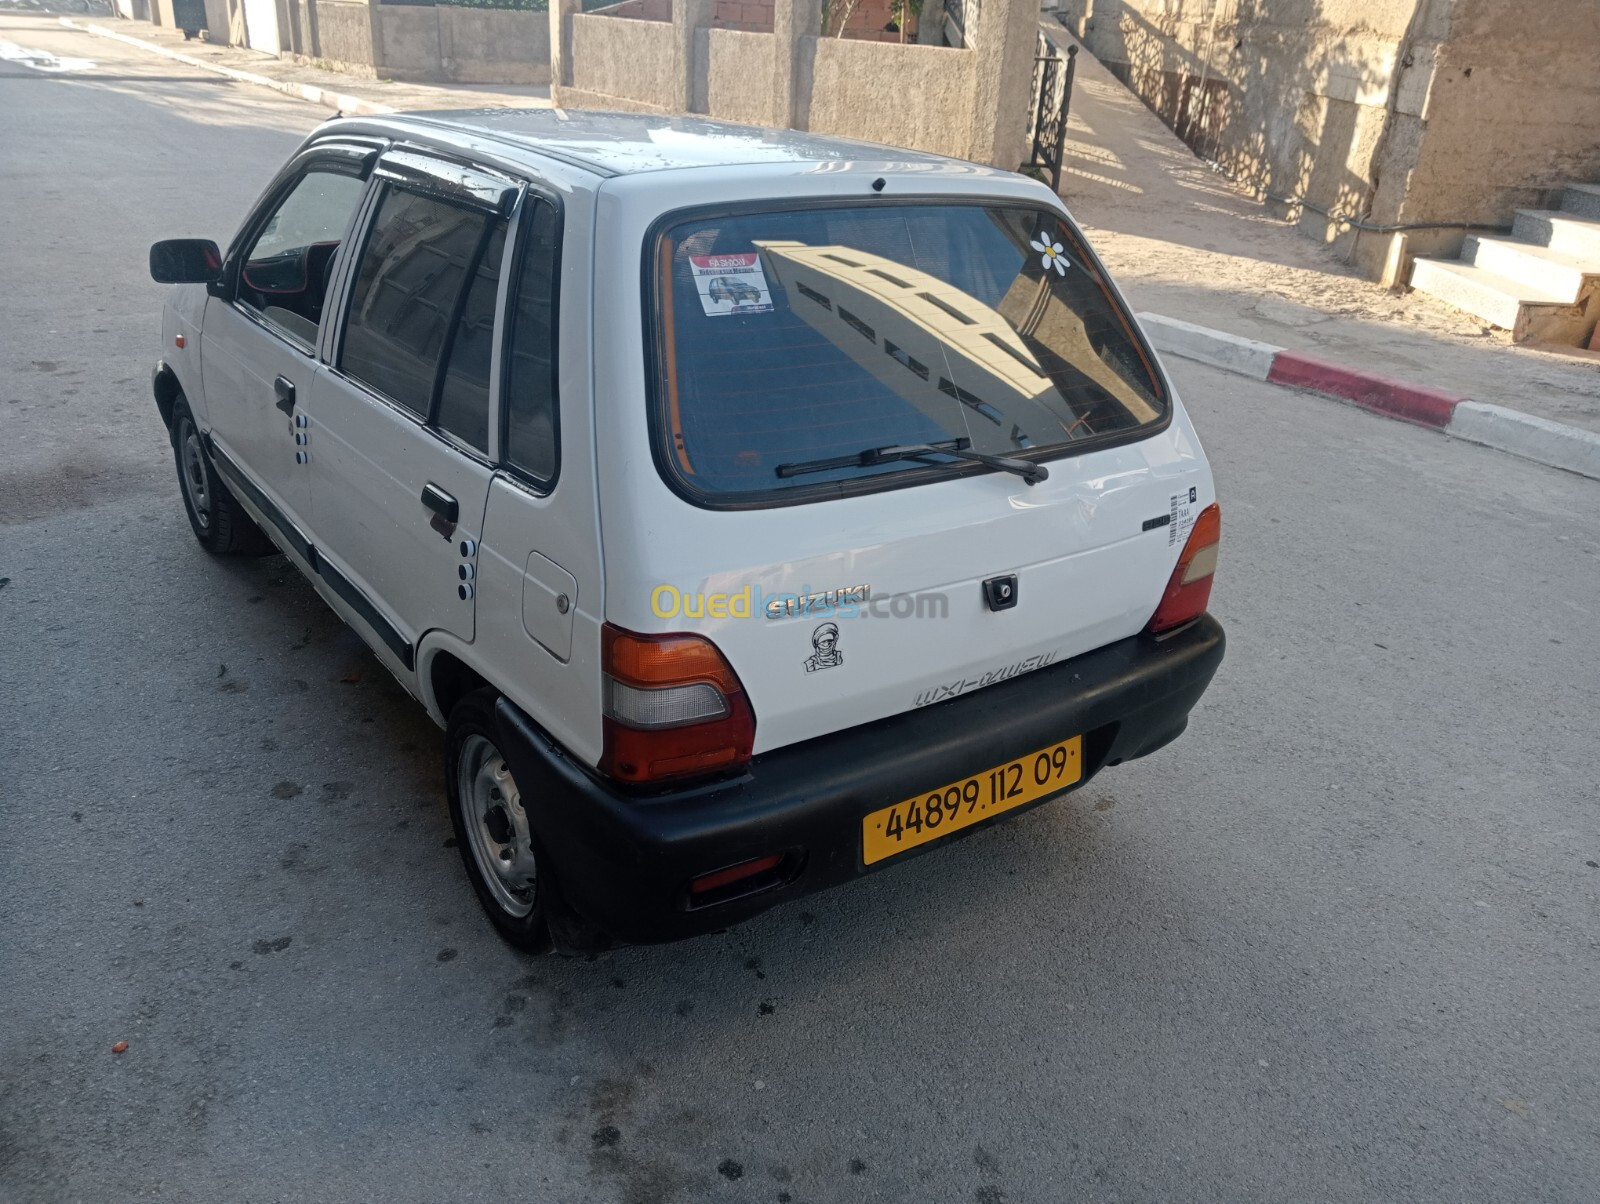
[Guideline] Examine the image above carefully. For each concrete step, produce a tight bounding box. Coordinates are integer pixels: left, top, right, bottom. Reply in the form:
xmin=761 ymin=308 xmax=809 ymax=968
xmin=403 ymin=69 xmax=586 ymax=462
xmin=1560 ymin=183 xmax=1600 ymax=221
xmin=1512 ymin=209 xmax=1600 ymax=259
xmin=1462 ymin=235 xmax=1599 ymax=302
xmin=1408 ymin=257 xmax=1595 ymax=344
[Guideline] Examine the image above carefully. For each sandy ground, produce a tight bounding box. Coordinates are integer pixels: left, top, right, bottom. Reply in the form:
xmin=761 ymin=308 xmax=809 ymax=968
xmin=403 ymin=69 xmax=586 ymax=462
xmin=1046 ymin=21 xmax=1600 ymax=436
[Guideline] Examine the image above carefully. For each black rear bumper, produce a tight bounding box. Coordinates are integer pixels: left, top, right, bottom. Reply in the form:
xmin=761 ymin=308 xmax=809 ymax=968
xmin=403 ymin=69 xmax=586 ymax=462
xmin=495 ymin=614 xmax=1224 ymax=950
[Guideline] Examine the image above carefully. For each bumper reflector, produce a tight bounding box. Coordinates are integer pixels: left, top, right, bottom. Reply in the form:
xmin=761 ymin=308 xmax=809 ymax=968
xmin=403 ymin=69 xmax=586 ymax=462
xmin=690 ymin=854 xmax=783 ymax=895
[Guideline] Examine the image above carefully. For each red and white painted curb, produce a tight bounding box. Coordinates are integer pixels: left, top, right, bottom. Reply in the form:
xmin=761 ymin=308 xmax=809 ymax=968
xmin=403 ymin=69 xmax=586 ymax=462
xmin=61 ymin=18 xmax=397 ymax=116
xmin=1137 ymin=313 xmax=1600 ymax=481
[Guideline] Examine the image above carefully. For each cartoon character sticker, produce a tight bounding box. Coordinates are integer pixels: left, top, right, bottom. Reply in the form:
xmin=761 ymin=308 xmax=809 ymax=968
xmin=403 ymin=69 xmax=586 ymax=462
xmin=804 ymin=622 xmax=843 ymax=672
xmin=690 ymin=253 xmax=774 ymax=316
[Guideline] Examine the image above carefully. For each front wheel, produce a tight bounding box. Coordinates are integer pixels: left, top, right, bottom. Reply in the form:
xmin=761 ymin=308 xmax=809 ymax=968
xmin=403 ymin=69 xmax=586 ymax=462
xmin=171 ymin=400 xmax=270 ymax=555
xmin=445 ymin=690 xmax=553 ymax=953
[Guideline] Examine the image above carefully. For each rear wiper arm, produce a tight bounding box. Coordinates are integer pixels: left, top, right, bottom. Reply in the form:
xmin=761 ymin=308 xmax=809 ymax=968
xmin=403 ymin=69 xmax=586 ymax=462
xmin=776 ymin=438 xmax=1049 ymax=485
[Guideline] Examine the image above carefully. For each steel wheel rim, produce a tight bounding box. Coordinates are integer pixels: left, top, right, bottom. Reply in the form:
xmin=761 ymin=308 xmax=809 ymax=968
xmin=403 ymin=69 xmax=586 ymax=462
xmin=179 ymin=420 xmax=210 ymax=529
xmin=458 ymin=733 xmax=537 ymax=918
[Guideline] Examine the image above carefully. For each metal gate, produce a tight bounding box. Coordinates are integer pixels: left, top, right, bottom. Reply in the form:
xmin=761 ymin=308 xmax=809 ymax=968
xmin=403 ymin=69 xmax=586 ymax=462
xmin=1024 ymin=33 xmax=1078 ymax=193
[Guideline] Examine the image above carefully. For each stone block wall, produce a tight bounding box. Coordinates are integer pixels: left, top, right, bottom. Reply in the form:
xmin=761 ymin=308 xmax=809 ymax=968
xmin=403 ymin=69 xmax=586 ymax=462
xmin=1404 ymin=0 xmax=1600 ymax=226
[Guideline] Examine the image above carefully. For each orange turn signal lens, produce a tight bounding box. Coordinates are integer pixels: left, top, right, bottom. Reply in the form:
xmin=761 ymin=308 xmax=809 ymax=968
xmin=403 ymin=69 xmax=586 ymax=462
xmin=602 ymin=625 xmax=743 ymax=693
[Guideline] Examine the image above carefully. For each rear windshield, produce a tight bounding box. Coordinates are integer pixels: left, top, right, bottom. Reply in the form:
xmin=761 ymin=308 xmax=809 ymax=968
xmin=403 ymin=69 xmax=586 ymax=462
xmin=649 ymin=202 xmax=1167 ymax=503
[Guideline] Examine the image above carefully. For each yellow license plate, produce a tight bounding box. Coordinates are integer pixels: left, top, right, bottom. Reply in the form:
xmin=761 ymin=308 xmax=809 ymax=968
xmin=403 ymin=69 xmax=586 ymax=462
xmin=861 ymin=736 xmax=1083 ymax=865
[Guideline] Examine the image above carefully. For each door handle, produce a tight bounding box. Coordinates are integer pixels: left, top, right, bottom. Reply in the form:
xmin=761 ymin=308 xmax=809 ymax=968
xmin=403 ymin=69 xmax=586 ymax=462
xmin=274 ymin=375 xmax=296 ymax=416
xmin=421 ymin=482 xmax=459 ymax=525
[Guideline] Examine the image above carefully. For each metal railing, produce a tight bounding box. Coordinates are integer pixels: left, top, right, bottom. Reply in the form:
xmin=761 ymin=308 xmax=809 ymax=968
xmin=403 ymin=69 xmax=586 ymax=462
xmin=1023 ymin=33 xmax=1078 ymax=193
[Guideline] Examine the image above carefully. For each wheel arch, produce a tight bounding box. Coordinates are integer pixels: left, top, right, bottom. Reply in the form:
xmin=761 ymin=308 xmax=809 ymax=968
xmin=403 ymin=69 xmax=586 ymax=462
xmin=152 ymin=359 xmax=184 ymax=437
xmin=418 ymin=635 xmax=495 ymax=728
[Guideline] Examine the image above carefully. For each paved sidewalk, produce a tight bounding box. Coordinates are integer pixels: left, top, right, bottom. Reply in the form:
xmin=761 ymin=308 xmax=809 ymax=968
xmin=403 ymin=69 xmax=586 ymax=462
xmin=68 ymin=14 xmax=549 ymax=115
xmin=1044 ymin=21 xmax=1600 ymax=437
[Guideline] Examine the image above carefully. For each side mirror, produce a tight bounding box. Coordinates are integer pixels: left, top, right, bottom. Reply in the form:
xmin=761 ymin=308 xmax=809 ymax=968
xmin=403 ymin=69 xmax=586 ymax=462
xmin=150 ymin=238 xmax=222 ymax=285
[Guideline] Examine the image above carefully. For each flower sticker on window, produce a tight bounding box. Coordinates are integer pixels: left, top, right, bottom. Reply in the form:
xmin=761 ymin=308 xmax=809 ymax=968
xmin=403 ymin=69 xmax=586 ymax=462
xmin=1030 ymin=234 xmax=1071 ymax=276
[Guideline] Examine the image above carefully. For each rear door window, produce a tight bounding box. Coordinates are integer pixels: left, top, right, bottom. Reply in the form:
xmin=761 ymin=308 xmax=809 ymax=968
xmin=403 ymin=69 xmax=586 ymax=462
xmin=340 ymin=187 xmax=498 ymax=422
xmin=650 ymin=204 xmax=1167 ymax=504
xmin=501 ymin=199 xmax=560 ymax=486
xmin=434 ymin=222 xmax=506 ymax=454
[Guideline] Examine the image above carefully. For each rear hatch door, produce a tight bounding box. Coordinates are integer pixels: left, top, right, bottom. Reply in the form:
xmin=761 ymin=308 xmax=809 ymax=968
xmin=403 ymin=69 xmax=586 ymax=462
xmin=600 ymin=188 xmax=1213 ymax=754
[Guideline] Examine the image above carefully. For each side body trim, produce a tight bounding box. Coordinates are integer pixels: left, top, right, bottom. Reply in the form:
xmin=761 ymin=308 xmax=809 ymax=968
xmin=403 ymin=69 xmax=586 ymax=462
xmin=204 ymin=434 xmax=416 ymax=672
xmin=316 ymin=557 xmax=416 ymax=671
xmin=206 ymin=436 xmax=315 ymax=564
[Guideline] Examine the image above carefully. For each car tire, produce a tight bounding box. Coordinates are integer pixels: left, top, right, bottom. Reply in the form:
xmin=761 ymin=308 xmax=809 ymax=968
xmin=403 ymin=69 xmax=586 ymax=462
xmin=446 ymin=689 xmax=554 ymax=954
xmin=171 ymin=399 xmax=271 ymax=556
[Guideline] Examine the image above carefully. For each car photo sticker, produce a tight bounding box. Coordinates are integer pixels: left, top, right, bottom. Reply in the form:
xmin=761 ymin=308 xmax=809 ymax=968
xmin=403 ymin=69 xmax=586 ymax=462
xmin=1169 ymin=485 xmax=1199 ymax=547
xmin=690 ymin=253 xmax=775 ymax=316
xmin=803 ymin=622 xmax=843 ymax=673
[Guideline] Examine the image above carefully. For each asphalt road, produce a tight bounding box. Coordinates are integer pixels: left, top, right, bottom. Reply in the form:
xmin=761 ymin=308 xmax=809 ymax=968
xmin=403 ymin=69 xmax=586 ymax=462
xmin=3 ymin=17 xmax=1599 ymax=1203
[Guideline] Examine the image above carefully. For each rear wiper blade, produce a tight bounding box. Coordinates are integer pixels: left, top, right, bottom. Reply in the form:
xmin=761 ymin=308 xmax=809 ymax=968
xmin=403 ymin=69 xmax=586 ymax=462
xmin=776 ymin=437 xmax=1048 ymax=485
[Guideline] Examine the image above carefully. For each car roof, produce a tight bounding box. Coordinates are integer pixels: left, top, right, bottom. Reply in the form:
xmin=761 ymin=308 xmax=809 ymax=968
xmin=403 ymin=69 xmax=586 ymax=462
xmin=378 ymin=108 xmax=1015 ymax=180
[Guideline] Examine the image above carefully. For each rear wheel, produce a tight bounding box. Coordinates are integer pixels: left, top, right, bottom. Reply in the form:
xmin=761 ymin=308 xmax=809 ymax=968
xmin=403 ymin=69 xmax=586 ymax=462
xmin=171 ymin=400 xmax=270 ymax=555
xmin=446 ymin=689 xmax=553 ymax=953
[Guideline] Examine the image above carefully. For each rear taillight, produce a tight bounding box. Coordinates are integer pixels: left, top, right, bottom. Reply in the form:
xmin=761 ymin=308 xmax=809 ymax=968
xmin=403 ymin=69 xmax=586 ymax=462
xmin=600 ymin=624 xmax=756 ymax=784
xmin=1146 ymin=502 xmax=1220 ymax=634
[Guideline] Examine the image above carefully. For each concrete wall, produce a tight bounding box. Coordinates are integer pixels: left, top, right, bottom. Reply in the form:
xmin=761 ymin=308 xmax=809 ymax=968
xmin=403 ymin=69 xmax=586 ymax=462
xmin=797 ymin=35 xmax=975 ymax=158
xmin=569 ymin=11 xmax=679 ymax=109
xmin=1058 ymin=0 xmax=1600 ymax=276
xmin=291 ymin=0 xmax=377 ymax=73
xmin=604 ymin=0 xmax=918 ymax=38
xmin=200 ymin=0 xmax=232 ymax=38
xmin=695 ymin=27 xmax=777 ymax=123
xmin=284 ymin=1 xmax=548 ymax=85
xmin=327 ymin=4 xmax=375 ymax=67
xmin=373 ymin=3 xmax=439 ymax=76
xmin=437 ymin=6 xmax=551 ymax=83
xmin=555 ymin=0 xmax=1032 ymax=165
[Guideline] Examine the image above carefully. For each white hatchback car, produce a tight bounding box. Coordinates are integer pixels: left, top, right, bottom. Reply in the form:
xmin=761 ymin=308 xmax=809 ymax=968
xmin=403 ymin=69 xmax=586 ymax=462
xmin=149 ymin=110 xmax=1225 ymax=953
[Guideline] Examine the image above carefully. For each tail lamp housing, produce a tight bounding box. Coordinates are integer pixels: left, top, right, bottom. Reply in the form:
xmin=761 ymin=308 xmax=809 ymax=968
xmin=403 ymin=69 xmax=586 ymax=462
xmin=600 ymin=624 xmax=756 ymax=784
xmin=1146 ymin=502 xmax=1220 ymax=634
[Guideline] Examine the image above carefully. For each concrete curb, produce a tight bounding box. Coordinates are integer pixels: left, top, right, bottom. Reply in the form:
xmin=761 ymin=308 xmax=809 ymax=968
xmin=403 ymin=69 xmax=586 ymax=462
xmin=1137 ymin=311 xmax=1600 ymax=481
xmin=60 ymin=18 xmax=397 ymax=116
xmin=1449 ymin=402 xmax=1600 ymax=480
xmin=1131 ymin=313 xmax=1279 ymax=381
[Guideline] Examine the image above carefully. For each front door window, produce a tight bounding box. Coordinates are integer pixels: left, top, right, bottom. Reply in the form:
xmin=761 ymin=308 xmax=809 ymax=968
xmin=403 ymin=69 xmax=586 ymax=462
xmin=237 ymin=170 xmax=367 ymax=349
